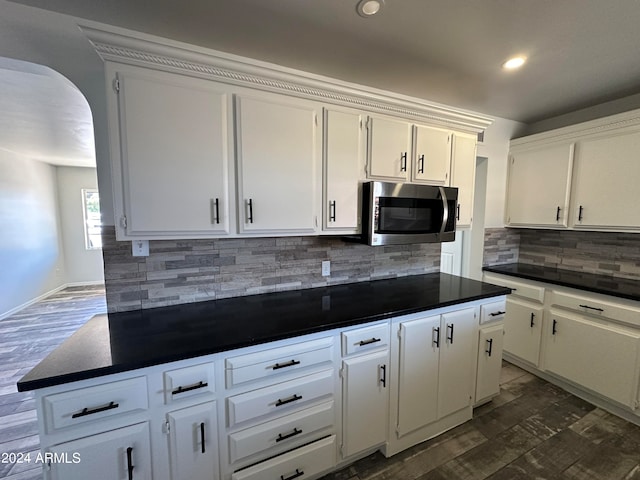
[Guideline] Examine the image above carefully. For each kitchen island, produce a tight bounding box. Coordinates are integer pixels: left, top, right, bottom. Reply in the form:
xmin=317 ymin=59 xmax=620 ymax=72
xmin=19 ymin=273 xmax=510 ymax=480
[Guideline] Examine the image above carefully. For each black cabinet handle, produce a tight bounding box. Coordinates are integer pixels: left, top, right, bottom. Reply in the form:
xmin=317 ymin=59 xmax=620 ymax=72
xmin=400 ymin=152 xmax=407 ymax=172
xmin=446 ymin=323 xmax=454 ymax=344
xmin=552 ymin=319 xmax=558 ymax=335
xmin=172 ymin=381 xmax=208 ymax=396
xmin=556 ymin=206 xmax=561 ymax=222
xmin=578 ymin=205 xmax=583 ymax=221
xmin=275 ymin=394 xmax=302 ymax=407
xmin=329 ymin=200 xmax=336 ymax=222
xmin=418 ymin=154 xmax=425 ymax=174
xmin=72 ymin=401 xmax=119 ymax=419
xmin=126 ymin=447 xmax=134 ymax=480
xmin=281 ymin=469 xmax=304 ymax=480
xmin=276 ymin=427 xmax=303 ymax=443
xmin=485 ymin=338 xmax=493 ymax=356
xmin=456 ymin=204 xmax=461 ymax=221
xmin=380 ymin=364 xmax=387 ymax=388
xmin=272 ymin=359 xmax=301 ymax=370
xmin=200 ymin=422 xmax=206 ymax=454
xmin=530 ymin=312 xmax=535 ymax=327
xmin=579 ymin=304 xmax=604 ymax=312
xmin=210 ymin=198 xmax=220 ymax=224
xmin=247 ymin=199 xmax=254 ymax=223
xmin=358 ymin=337 xmax=381 ymax=346
xmin=489 ymin=311 xmax=505 ymax=317
xmin=433 ymin=326 xmax=440 ymax=348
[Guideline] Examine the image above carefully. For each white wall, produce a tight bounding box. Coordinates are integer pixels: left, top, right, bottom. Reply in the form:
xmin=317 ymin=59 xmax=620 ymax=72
xmin=0 ymin=150 xmax=66 ymax=317
xmin=477 ymin=116 xmax=526 ymax=228
xmin=56 ymin=166 xmax=104 ymax=285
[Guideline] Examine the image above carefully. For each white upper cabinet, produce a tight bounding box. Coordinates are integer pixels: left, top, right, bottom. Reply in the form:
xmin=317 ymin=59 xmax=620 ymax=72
xmin=506 ymin=143 xmax=574 ymax=228
xmin=367 ymin=116 xmax=413 ymax=181
xmin=107 ymin=63 xmax=232 ymax=239
xmin=450 ymin=133 xmax=477 ymax=228
xmin=412 ymin=125 xmax=451 ymax=185
xmin=235 ymin=94 xmax=321 ymax=234
xmin=323 ymin=108 xmax=365 ymax=232
xmin=571 ymin=129 xmax=640 ymax=230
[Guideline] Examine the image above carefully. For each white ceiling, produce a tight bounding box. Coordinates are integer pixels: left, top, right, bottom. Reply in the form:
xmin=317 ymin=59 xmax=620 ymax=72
xmin=0 ymin=56 xmax=95 ymax=167
xmin=8 ymin=0 xmax=640 ymax=124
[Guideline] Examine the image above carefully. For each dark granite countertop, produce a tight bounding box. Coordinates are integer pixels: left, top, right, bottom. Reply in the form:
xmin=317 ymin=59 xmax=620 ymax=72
xmin=17 ymin=273 xmax=510 ymax=392
xmin=483 ymin=263 xmax=640 ymax=302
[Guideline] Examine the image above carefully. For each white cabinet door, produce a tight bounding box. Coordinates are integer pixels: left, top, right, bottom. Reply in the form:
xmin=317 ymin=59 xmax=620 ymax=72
xmin=545 ymin=311 xmax=640 ymax=408
xmin=112 ymin=65 xmax=231 ymax=237
xmin=236 ymin=94 xmax=320 ymax=234
xmin=167 ymin=401 xmax=218 ymax=480
xmin=412 ymin=125 xmax=451 ymax=185
xmin=571 ymin=130 xmax=640 ymax=230
xmin=396 ymin=316 xmax=440 ymax=436
xmin=323 ymin=109 xmax=364 ymax=231
xmin=506 ymin=144 xmax=574 ymax=227
xmin=475 ymin=323 xmax=504 ymax=404
xmin=367 ymin=116 xmax=412 ymax=181
xmin=48 ymin=423 xmax=151 ymax=480
xmin=504 ymin=299 xmax=543 ymax=366
xmin=450 ymin=134 xmax=477 ymax=227
xmin=438 ymin=308 xmax=476 ymax=419
xmin=342 ymin=350 xmax=389 ymax=457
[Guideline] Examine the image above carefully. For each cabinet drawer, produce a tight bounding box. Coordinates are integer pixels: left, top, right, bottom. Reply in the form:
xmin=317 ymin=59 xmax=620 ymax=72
xmin=43 ymin=377 xmax=148 ymax=432
xmin=227 ymin=370 xmax=333 ymax=427
xmin=341 ymin=323 xmax=390 ymax=356
xmin=483 ymin=274 xmax=545 ymax=303
xmin=480 ymin=299 xmax=506 ymax=324
xmin=551 ymin=291 xmax=640 ymax=327
xmin=229 ymin=401 xmax=334 ymax=464
xmin=164 ymin=362 xmax=215 ymax=404
xmin=231 ymin=434 xmax=336 ymax=480
xmin=226 ymin=338 xmax=333 ymax=388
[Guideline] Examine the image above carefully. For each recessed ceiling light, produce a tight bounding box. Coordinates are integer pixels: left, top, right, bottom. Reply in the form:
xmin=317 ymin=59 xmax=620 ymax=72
xmin=503 ymin=56 xmax=526 ymax=70
xmin=356 ymin=0 xmax=384 ymax=17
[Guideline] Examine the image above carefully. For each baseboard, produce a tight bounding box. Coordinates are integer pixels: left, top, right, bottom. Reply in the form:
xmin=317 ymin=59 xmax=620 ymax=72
xmin=0 ymin=284 xmax=67 ymax=321
xmin=0 ymin=281 xmax=105 ymax=320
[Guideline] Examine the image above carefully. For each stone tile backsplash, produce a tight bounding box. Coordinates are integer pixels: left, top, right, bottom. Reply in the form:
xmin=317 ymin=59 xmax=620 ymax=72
xmin=102 ymin=227 xmax=442 ymax=313
xmin=483 ymin=227 xmax=640 ymax=280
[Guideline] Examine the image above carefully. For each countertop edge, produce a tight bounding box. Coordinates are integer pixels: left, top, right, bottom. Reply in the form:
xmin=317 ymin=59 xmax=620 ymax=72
xmin=17 ymin=287 xmax=510 ymax=392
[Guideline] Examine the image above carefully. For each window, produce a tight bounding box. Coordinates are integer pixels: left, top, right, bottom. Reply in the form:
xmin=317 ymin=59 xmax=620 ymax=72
xmin=82 ymin=189 xmax=102 ymax=249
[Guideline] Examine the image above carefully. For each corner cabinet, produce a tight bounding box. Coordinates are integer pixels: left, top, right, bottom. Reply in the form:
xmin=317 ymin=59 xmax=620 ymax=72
xmin=235 ymin=94 xmax=321 ymax=235
xmin=106 ymin=63 xmax=233 ymax=239
xmin=505 ymin=143 xmax=574 ymax=228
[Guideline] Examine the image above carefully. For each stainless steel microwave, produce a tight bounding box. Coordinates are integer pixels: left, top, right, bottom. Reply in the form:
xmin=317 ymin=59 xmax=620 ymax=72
xmin=361 ymin=181 xmax=458 ymax=246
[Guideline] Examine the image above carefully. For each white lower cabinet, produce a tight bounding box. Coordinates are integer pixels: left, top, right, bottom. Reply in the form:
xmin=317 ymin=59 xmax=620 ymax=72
xmin=503 ymin=298 xmax=543 ymax=366
xmin=341 ymin=350 xmax=389 ymax=457
xmin=47 ymin=423 xmax=152 ymax=480
xmin=475 ymin=323 xmax=504 ymax=404
xmin=166 ymin=401 xmax=218 ymax=480
xmin=545 ymin=311 xmax=640 ymax=408
xmin=231 ymin=435 xmax=336 ymax=480
xmin=396 ymin=307 xmax=477 ymax=438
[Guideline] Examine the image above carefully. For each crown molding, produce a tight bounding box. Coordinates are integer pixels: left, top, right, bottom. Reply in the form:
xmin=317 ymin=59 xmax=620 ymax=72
xmin=81 ymin=25 xmax=492 ymax=134
xmin=510 ymin=108 xmax=640 ymax=149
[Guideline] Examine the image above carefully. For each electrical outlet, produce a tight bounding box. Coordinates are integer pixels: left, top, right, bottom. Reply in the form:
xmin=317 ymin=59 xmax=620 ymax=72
xmin=132 ymin=240 xmax=149 ymax=257
xmin=321 ymin=260 xmax=331 ymax=277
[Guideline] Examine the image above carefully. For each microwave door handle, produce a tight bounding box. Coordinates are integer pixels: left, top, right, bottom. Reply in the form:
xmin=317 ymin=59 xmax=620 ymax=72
xmin=439 ymin=186 xmax=449 ymax=236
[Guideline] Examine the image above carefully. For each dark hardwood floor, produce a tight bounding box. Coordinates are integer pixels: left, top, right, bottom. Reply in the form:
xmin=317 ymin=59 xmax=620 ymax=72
xmin=0 ymin=285 xmax=106 ymax=480
xmin=1 ymin=287 xmax=639 ymax=480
